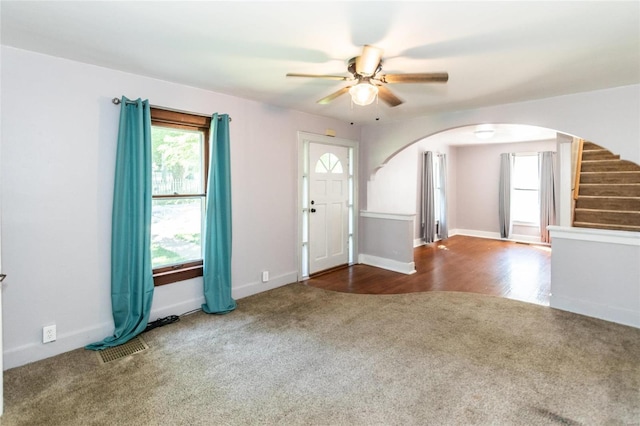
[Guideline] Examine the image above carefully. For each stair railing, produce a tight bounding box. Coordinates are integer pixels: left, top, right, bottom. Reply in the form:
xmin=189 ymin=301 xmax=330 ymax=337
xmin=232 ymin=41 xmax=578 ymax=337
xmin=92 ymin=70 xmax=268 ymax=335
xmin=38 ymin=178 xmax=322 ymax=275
xmin=573 ymin=138 xmax=584 ymax=201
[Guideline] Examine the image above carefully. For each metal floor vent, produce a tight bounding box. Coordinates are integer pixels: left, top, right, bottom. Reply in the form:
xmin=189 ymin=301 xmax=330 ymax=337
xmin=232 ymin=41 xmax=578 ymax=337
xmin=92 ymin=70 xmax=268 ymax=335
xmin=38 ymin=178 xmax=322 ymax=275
xmin=98 ymin=336 xmax=149 ymax=364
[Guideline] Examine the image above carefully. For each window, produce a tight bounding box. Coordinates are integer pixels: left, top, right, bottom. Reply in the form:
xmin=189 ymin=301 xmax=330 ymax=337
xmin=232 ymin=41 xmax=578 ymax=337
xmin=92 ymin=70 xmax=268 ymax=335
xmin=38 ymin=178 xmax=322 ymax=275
xmin=315 ymin=153 xmax=344 ymax=174
xmin=150 ymin=108 xmax=210 ymax=286
xmin=511 ymin=154 xmax=539 ymax=225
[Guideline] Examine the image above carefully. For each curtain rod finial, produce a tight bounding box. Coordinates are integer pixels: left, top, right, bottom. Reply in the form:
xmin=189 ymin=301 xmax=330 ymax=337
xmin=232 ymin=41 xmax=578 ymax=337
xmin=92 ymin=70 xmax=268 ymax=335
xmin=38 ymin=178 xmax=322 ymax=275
xmin=112 ymin=97 xmax=121 ymax=105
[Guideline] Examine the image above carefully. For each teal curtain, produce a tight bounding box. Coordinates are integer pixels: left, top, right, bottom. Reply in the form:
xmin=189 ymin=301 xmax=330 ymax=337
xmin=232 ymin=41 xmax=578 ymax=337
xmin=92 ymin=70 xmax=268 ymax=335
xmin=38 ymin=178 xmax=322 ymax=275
xmin=86 ymin=96 xmax=154 ymax=350
xmin=202 ymin=114 xmax=237 ymax=314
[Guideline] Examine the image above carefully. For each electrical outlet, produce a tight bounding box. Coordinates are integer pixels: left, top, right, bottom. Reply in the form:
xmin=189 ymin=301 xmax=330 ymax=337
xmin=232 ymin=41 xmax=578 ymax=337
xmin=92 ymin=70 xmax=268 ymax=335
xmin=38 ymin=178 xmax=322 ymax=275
xmin=261 ymin=271 xmax=269 ymax=283
xmin=43 ymin=325 xmax=56 ymax=343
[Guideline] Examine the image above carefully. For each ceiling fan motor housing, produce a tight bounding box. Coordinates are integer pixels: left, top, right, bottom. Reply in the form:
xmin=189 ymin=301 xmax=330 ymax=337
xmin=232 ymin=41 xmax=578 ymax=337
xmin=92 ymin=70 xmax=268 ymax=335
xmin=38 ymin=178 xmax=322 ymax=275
xmin=348 ymin=57 xmax=382 ymax=78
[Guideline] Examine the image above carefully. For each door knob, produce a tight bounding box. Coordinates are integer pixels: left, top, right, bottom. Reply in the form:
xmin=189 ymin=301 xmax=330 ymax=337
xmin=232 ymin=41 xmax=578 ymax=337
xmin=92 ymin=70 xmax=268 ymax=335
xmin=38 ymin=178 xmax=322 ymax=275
xmin=310 ymin=208 xmax=316 ymax=213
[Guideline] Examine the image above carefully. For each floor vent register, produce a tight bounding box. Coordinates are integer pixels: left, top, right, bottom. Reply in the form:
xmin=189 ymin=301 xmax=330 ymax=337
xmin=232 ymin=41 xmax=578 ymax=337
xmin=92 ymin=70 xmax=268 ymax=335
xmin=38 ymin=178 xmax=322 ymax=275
xmin=97 ymin=336 xmax=149 ymax=364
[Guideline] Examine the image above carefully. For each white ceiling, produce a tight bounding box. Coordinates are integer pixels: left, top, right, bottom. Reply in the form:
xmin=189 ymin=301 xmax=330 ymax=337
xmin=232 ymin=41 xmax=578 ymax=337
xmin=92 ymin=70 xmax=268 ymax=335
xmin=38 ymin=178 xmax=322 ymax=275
xmin=1 ymin=1 xmax=639 ymax=129
xmin=426 ymin=123 xmax=558 ymax=146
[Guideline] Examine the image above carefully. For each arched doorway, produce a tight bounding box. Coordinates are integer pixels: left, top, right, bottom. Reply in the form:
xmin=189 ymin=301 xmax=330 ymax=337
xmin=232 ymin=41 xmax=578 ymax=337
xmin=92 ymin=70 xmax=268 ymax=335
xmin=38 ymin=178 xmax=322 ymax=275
xmin=309 ymin=123 xmax=568 ymax=306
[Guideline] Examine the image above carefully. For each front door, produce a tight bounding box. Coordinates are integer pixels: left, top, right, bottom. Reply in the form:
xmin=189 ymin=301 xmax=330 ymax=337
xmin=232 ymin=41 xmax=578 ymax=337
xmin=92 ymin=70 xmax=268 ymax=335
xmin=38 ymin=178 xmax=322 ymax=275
xmin=308 ymin=142 xmax=349 ymax=274
xmin=0 ymin=195 xmax=4 ymax=415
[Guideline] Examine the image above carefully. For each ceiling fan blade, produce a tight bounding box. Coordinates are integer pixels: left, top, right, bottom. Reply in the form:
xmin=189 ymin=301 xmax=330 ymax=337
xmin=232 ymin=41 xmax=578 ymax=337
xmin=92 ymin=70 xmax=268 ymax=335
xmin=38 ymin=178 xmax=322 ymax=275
xmin=377 ymin=85 xmax=403 ymax=107
xmin=317 ymin=87 xmax=351 ymax=104
xmin=286 ymin=73 xmax=352 ymax=81
xmin=381 ymin=73 xmax=449 ymax=84
xmin=356 ymin=45 xmax=383 ymax=77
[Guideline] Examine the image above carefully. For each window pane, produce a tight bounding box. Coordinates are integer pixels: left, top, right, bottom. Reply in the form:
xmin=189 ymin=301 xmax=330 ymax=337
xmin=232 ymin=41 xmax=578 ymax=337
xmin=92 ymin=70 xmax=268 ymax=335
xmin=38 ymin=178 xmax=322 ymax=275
xmin=511 ymin=189 xmax=539 ymax=224
xmin=331 ymin=159 xmax=343 ymax=174
xmin=152 ymin=126 xmax=204 ymax=195
xmin=513 ymin=155 xmax=538 ymax=190
xmin=151 ymin=198 xmax=204 ymax=268
xmin=315 ymin=153 xmax=330 ymax=173
xmin=315 ymin=153 xmax=343 ymax=174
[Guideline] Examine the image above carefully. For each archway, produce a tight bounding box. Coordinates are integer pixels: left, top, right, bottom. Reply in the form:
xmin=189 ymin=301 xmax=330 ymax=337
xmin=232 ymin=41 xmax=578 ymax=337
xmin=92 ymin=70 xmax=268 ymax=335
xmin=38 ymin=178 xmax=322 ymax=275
xmin=366 ymin=123 xmax=569 ymax=245
xmin=312 ymin=123 xmax=571 ymax=305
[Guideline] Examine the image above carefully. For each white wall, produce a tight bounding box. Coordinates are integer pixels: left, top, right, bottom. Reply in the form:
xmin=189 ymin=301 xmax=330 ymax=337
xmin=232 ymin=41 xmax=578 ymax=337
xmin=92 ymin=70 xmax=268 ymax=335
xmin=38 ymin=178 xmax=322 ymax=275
xmin=454 ymin=140 xmax=556 ymax=237
xmin=360 ymin=84 xmax=640 ymax=213
xmin=366 ymin=136 xmax=456 ymax=241
xmin=549 ymin=227 xmax=640 ymax=328
xmin=358 ymin=212 xmax=416 ymax=275
xmin=0 ymin=47 xmax=360 ymax=369
xmin=365 ymin=136 xmax=555 ymax=241
xmin=366 ymin=143 xmax=420 ymax=215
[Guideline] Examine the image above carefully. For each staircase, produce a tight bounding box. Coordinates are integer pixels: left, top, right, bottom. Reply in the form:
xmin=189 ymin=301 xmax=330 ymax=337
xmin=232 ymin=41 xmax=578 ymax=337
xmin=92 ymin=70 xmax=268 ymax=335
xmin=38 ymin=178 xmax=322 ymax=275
xmin=573 ymin=141 xmax=640 ymax=232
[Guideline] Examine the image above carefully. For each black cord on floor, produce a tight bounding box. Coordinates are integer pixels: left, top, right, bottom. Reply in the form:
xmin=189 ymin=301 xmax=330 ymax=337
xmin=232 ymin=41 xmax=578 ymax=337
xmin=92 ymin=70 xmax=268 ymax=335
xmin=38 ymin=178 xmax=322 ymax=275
xmin=143 ymin=307 xmax=206 ymax=333
xmin=144 ymin=315 xmax=180 ymax=333
xmin=179 ymin=308 xmax=202 ymax=317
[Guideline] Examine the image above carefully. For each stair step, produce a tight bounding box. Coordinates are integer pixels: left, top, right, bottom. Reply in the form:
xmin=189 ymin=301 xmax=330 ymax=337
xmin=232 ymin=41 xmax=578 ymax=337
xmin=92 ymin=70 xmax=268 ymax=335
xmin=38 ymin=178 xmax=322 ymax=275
xmin=579 ymin=184 xmax=640 ymax=197
xmin=573 ymin=222 xmax=640 ymax=232
xmin=574 ymin=209 xmax=640 ymax=226
xmin=580 ymin=171 xmax=640 ymax=184
xmin=575 ymin=196 xmax=640 ymax=211
xmin=582 ymin=141 xmax=603 ymax=151
xmin=581 ymin=150 xmax=620 ymax=160
xmin=574 ymin=141 xmax=640 ymax=232
xmin=581 ymin=160 xmax=640 ymax=172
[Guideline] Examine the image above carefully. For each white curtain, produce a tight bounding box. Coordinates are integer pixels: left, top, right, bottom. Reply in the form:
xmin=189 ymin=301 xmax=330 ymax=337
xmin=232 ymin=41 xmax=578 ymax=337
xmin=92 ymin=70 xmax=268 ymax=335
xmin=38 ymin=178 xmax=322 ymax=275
xmin=436 ymin=154 xmax=448 ymax=240
xmin=422 ymin=152 xmax=448 ymax=243
xmin=498 ymin=153 xmax=512 ymax=239
xmin=539 ymin=151 xmax=557 ymax=243
xmin=421 ymin=151 xmax=436 ymax=243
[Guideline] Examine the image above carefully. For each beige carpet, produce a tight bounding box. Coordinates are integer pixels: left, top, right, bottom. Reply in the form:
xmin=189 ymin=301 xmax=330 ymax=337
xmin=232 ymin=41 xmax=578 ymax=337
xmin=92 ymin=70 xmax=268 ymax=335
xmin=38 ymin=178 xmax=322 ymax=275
xmin=3 ymin=283 xmax=639 ymax=425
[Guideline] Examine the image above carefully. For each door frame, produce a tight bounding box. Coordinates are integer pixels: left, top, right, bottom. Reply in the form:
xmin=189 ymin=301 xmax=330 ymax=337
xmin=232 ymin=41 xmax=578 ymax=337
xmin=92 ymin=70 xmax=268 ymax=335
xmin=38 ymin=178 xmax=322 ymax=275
xmin=297 ymin=132 xmax=359 ymax=280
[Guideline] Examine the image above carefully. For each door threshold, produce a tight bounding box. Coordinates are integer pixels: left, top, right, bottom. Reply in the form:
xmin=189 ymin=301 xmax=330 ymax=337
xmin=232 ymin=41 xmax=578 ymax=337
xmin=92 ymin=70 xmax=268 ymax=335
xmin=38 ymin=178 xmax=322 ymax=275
xmin=309 ymin=263 xmax=350 ymax=278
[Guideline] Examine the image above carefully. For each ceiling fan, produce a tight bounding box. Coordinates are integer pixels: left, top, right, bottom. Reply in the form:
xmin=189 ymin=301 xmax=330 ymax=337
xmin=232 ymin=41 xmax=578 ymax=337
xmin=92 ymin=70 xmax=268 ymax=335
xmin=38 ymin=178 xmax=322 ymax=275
xmin=286 ymin=45 xmax=448 ymax=107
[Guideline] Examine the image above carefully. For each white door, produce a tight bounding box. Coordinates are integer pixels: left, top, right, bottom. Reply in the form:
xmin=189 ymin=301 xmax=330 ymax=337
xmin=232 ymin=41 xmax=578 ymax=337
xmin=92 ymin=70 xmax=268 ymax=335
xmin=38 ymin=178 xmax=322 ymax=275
xmin=0 ymin=202 xmax=4 ymax=415
xmin=308 ymin=143 xmax=349 ymax=274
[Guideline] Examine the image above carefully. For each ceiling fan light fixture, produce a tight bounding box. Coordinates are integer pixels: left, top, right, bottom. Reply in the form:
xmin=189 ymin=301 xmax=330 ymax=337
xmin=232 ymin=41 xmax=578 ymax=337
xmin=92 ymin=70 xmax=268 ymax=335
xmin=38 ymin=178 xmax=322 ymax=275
xmin=349 ymin=81 xmax=379 ymax=106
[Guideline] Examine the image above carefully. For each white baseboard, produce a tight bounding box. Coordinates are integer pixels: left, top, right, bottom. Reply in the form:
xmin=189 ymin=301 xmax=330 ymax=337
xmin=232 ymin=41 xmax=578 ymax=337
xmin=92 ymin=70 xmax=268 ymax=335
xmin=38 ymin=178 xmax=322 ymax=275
xmin=4 ymin=320 xmax=115 ymax=370
xmin=4 ymin=295 xmax=208 ymax=370
xmin=449 ymin=229 xmax=543 ymax=245
xmin=450 ymin=229 xmax=501 ymax=240
xmin=510 ymin=234 xmax=544 ymax=244
xmin=550 ymin=294 xmax=640 ymax=329
xmin=232 ymin=271 xmax=298 ymax=300
xmin=358 ymin=254 xmax=416 ymax=275
xmin=4 ymin=274 xmax=298 ymax=371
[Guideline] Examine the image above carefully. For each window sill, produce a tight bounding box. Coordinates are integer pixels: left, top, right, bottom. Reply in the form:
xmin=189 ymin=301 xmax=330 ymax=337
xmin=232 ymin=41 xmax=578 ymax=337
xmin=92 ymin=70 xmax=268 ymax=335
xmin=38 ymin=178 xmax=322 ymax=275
xmin=512 ymin=221 xmax=540 ymax=228
xmin=153 ymin=262 xmax=203 ymax=286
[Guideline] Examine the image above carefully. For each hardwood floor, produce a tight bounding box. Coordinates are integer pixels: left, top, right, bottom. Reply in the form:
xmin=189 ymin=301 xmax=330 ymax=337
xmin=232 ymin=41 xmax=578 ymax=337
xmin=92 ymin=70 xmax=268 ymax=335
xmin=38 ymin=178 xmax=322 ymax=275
xmin=304 ymin=235 xmax=551 ymax=306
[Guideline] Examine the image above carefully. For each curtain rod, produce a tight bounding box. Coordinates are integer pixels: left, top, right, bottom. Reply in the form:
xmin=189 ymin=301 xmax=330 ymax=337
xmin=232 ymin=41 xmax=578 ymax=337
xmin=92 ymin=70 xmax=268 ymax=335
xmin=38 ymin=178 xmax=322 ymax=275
xmin=509 ymin=152 xmax=541 ymax=156
xmin=112 ymin=97 xmax=231 ymax=121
